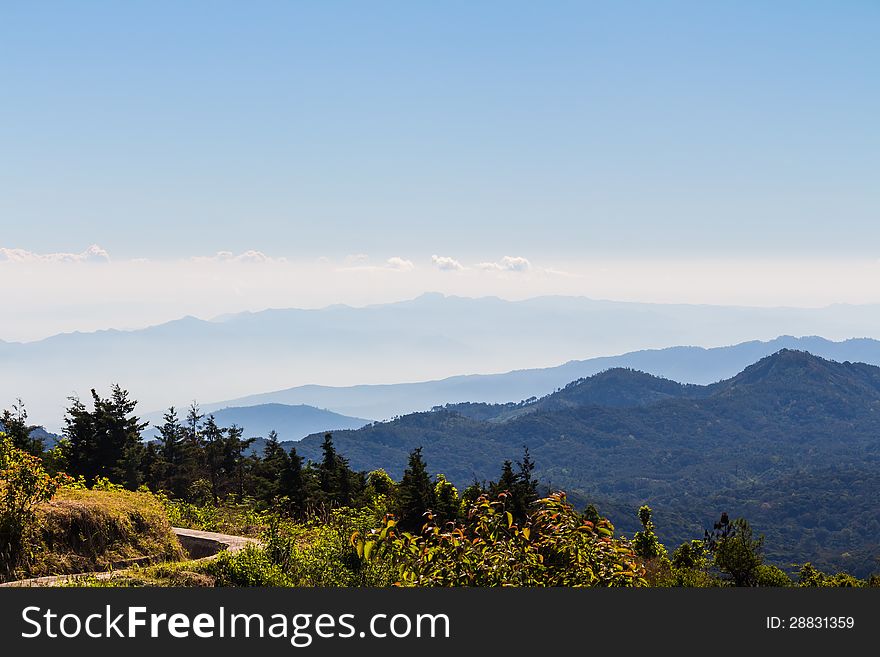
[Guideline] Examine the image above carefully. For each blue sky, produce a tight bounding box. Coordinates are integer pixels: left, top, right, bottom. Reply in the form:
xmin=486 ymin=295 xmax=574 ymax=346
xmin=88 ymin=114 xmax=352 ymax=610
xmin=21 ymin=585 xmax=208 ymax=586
xmin=1 ymin=1 xmax=877 ymax=262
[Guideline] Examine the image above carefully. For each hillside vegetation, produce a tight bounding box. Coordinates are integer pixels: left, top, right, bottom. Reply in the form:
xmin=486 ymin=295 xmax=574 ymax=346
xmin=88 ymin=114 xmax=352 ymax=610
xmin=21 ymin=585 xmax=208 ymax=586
xmin=2 ymin=349 xmax=879 ymax=585
xmin=290 ymin=350 xmax=880 ymax=576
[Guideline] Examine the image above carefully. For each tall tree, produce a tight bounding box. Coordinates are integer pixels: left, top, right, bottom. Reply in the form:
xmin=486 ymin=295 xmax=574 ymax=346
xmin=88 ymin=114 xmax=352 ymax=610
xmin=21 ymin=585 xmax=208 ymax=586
xmin=62 ymin=385 xmax=147 ymax=488
xmin=281 ymin=445 xmax=306 ymax=515
xmin=200 ymin=415 xmax=226 ymax=503
xmin=316 ymin=433 xmax=359 ymax=506
xmin=396 ymin=447 xmax=436 ymax=530
xmin=705 ymin=514 xmax=765 ymax=586
xmin=225 ymin=424 xmax=255 ymax=502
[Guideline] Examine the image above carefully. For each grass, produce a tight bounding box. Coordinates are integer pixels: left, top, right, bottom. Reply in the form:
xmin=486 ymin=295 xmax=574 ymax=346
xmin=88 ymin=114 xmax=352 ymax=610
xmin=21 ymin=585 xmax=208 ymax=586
xmin=161 ymin=497 xmax=270 ymax=538
xmin=27 ymin=488 xmax=186 ymax=578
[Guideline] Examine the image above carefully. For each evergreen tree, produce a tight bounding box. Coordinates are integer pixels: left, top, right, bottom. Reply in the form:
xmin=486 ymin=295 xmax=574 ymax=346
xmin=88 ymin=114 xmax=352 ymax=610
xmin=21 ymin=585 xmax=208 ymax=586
xmin=200 ymin=415 xmax=226 ymax=503
xmin=156 ymin=406 xmax=184 ymax=465
xmin=396 ymin=447 xmax=436 ymax=530
xmin=62 ymin=385 xmax=147 ymax=488
xmin=225 ymin=424 xmax=255 ymax=502
xmin=318 ymin=433 xmax=339 ymax=501
xmin=281 ymin=445 xmax=306 ymax=515
xmin=316 ymin=433 xmax=359 ymax=506
xmin=516 ymin=447 xmax=538 ymax=506
xmin=0 ymin=399 xmax=43 ymax=455
xmin=152 ymin=406 xmax=190 ymax=496
xmin=254 ymin=430 xmax=286 ymax=501
xmin=185 ymin=402 xmax=204 ymax=446
xmin=488 ymin=448 xmax=539 ymax=521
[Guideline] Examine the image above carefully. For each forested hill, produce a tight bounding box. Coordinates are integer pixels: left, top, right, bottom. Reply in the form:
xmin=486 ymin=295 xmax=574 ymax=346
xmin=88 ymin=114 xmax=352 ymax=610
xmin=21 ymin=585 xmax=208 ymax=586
xmin=292 ymin=350 xmax=880 ymax=576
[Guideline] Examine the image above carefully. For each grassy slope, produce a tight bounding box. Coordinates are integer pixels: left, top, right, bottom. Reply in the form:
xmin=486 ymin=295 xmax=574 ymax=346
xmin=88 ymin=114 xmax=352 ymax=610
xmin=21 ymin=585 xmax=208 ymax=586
xmin=28 ymin=488 xmax=185 ymax=577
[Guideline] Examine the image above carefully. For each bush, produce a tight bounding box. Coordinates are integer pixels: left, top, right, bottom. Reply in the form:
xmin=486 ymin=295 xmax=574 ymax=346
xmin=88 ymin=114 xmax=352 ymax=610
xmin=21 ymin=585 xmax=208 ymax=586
xmin=798 ymin=562 xmax=865 ymax=587
xmin=354 ymin=492 xmax=645 ymax=587
xmin=754 ymin=564 xmax=792 ymax=587
xmin=0 ymin=434 xmax=68 ymax=580
xmin=202 ymin=545 xmax=291 ymax=587
xmin=262 ymin=507 xmax=394 ymax=586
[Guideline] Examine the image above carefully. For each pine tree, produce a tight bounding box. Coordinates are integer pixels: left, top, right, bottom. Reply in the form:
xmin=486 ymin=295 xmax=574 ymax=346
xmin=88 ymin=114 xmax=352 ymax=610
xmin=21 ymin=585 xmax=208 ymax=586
xmin=226 ymin=424 xmax=255 ymax=502
xmin=62 ymin=385 xmax=147 ymax=488
xmin=318 ymin=433 xmax=338 ymax=502
xmin=316 ymin=433 xmax=357 ymax=506
xmin=281 ymin=445 xmax=306 ymax=515
xmin=200 ymin=415 xmax=225 ymax=503
xmin=396 ymin=447 xmax=436 ymax=530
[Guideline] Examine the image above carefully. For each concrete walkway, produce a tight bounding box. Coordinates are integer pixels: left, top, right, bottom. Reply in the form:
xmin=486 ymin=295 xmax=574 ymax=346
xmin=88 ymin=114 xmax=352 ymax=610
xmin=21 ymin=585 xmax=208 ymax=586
xmin=0 ymin=527 xmax=260 ymax=587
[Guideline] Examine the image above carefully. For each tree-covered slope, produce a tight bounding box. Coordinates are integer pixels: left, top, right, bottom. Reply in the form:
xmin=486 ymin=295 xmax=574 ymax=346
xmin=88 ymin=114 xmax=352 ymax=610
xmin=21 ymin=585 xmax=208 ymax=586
xmin=292 ymin=350 xmax=880 ymax=575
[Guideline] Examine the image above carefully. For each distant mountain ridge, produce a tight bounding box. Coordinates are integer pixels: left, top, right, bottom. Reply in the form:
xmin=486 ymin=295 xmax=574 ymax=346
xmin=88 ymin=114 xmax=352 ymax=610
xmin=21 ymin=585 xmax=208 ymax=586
xmin=285 ymin=350 xmax=880 ymax=577
xmin=208 ymin=335 xmax=880 ymax=421
xmin=6 ymin=291 xmax=880 ymax=429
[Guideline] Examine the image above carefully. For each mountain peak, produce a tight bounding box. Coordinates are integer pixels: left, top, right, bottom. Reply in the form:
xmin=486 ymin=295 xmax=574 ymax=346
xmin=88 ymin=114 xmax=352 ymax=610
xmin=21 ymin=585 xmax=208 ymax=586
xmin=709 ymin=349 xmax=880 ymax=403
xmin=744 ymin=347 xmax=826 ymax=373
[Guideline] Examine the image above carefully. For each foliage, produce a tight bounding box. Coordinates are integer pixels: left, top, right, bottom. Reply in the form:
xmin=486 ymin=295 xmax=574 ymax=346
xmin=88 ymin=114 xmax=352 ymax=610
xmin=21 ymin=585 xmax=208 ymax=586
xmin=433 ymin=474 xmax=459 ymax=524
xmin=202 ymin=507 xmax=394 ymax=587
xmin=753 ymin=564 xmax=792 ymax=587
xmin=159 ymin=496 xmax=267 ymax=537
xmin=286 ymin=351 xmax=880 ymax=576
xmin=354 ymin=492 xmax=645 ymax=587
xmin=1 ymin=400 xmax=44 ymax=455
xmin=5 ymin=375 xmax=879 ymax=587
xmin=706 ymin=515 xmax=765 ymax=586
xmin=632 ymin=505 xmax=667 ymax=559
xmin=487 ymin=448 xmax=539 ymax=522
xmin=202 ymin=544 xmax=291 ymax=587
xmin=798 ymin=562 xmax=865 ymax=588
xmin=62 ymin=386 xmax=148 ymax=489
xmin=396 ymin=447 xmax=435 ymax=530
xmin=0 ymin=434 xmax=68 ymax=580
xmin=671 ymin=540 xmax=709 ymax=570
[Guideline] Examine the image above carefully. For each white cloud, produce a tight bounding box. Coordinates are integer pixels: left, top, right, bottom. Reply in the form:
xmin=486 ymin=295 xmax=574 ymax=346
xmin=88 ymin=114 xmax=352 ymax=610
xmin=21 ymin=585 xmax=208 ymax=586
xmin=475 ymin=255 xmax=531 ymax=272
xmin=431 ymin=255 xmax=465 ymax=271
xmin=386 ymin=256 xmax=415 ymax=272
xmin=0 ymin=244 xmax=111 ymax=263
xmin=191 ymin=250 xmax=286 ymax=264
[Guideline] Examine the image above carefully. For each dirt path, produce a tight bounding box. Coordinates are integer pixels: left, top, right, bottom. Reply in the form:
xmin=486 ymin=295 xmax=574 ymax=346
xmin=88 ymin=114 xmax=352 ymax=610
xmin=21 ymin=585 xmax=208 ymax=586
xmin=0 ymin=527 xmax=260 ymax=587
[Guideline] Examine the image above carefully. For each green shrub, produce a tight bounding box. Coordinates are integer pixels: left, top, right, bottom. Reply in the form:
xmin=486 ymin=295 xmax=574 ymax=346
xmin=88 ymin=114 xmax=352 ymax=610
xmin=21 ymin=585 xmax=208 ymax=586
xmin=354 ymin=492 xmax=645 ymax=587
xmin=0 ymin=434 xmax=68 ymax=580
xmin=262 ymin=507 xmax=394 ymax=586
xmin=798 ymin=562 xmax=865 ymax=587
xmin=754 ymin=564 xmax=792 ymax=587
xmin=202 ymin=545 xmax=291 ymax=587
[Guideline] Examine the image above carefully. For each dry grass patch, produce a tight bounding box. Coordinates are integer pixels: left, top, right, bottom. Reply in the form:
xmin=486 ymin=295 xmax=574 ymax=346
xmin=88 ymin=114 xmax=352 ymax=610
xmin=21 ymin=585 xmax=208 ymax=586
xmin=28 ymin=488 xmax=185 ymax=577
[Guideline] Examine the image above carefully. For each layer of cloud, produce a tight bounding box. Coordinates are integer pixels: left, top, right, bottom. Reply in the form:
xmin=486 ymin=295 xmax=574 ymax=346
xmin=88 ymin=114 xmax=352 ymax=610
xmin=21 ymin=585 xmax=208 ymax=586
xmin=431 ymin=255 xmax=465 ymax=271
xmin=191 ymin=250 xmax=287 ymax=264
xmin=335 ymin=255 xmax=416 ymax=273
xmin=0 ymin=244 xmax=111 ymax=263
xmin=475 ymin=255 xmax=531 ymax=272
